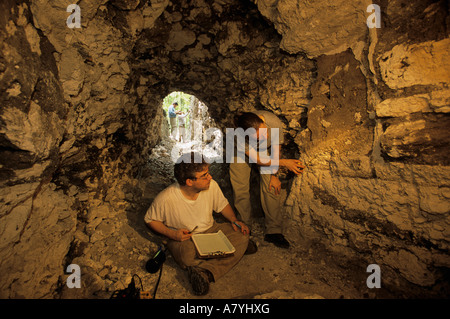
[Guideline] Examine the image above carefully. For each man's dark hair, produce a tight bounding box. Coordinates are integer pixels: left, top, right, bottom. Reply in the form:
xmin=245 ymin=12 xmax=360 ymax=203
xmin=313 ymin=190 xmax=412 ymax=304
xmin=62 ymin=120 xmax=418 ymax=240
xmin=173 ymin=102 xmax=178 ymax=106
xmin=174 ymin=152 xmax=208 ymax=186
xmin=234 ymin=112 xmax=263 ymax=130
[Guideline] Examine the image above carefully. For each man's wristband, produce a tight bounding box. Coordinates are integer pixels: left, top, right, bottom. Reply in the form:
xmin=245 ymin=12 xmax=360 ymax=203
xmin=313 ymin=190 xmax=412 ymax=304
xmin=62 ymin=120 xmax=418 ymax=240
xmin=233 ymin=221 xmax=242 ymax=230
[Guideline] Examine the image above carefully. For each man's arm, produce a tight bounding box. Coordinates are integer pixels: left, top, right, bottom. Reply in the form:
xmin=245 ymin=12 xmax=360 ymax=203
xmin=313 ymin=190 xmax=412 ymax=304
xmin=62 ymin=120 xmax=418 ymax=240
xmin=220 ymin=204 xmax=249 ymax=235
xmin=147 ymin=220 xmax=192 ymax=242
xmin=247 ymin=145 xmax=304 ymax=175
xmin=245 ymin=144 xmax=280 ymax=167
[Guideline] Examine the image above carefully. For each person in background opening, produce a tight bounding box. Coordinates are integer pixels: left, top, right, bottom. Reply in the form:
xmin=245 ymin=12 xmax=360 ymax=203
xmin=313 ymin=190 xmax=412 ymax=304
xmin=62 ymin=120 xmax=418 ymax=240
xmin=168 ymin=102 xmax=180 ymax=139
xmin=177 ymin=111 xmax=189 ymax=142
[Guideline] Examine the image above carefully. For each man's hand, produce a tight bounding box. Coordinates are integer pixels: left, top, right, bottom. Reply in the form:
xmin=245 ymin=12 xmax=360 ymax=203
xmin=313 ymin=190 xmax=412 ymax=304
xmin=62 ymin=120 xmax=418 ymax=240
xmin=232 ymin=220 xmax=250 ymax=235
xmin=282 ymin=159 xmax=305 ymax=175
xmin=148 ymin=221 xmax=193 ymax=242
xmin=172 ymin=228 xmax=192 ymax=241
xmin=221 ymin=204 xmax=250 ymax=235
xmin=269 ymin=175 xmax=282 ymax=195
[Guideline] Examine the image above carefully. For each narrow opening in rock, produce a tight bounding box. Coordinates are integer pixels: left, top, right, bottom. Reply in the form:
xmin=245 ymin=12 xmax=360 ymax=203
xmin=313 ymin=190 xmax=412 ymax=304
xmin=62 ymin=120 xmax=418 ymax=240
xmin=160 ymin=91 xmax=222 ymax=164
xmin=162 ymin=91 xmax=192 ymax=143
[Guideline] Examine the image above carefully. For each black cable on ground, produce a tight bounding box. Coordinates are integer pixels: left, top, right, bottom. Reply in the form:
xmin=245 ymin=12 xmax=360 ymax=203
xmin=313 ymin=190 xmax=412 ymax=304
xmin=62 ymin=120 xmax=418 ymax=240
xmin=153 ymin=264 xmax=163 ymax=299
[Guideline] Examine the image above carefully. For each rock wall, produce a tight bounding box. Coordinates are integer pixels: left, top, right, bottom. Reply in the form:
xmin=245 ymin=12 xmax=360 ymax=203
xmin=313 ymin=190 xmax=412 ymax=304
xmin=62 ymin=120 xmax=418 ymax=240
xmin=130 ymin=0 xmax=314 ymax=125
xmin=0 ymin=0 xmax=448 ymax=298
xmin=0 ymin=0 xmax=166 ymax=298
xmin=272 ymin=0 xmax=450 ymax=293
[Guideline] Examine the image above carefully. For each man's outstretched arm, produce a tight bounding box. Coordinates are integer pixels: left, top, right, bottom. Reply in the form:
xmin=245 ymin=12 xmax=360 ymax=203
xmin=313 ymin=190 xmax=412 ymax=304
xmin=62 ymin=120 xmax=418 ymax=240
xmin=247 ymin=145 xmax=304 ymax=175
xmin=147 ymin=220 xmax=192 ymax=241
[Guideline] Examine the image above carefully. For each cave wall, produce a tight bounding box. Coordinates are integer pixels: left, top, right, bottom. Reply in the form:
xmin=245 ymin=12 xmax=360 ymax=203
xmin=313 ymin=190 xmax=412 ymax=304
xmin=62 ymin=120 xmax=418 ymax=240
xmin=268 ymin=0 xmax=450 ymax=291
xmin=0 ymin=0 xmax=449 ymax=298
xmin=130 ymin=0 xmax=314 ymax=127
xmin=0 ymin=0 xmax=166 ymax=298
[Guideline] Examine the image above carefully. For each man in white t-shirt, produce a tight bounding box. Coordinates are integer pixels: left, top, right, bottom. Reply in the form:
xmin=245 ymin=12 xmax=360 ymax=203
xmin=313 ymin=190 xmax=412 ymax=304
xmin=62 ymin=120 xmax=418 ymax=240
xmin=177 ymin=111 xmax=188 ymax=142
xmin=144 ymin=152 xmax=255 ymax=295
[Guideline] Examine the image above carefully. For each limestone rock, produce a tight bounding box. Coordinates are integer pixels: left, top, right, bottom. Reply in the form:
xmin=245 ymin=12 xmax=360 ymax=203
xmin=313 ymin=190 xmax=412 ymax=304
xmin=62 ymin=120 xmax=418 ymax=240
xmin=375 ymin=96 xmax=432 ymax=118
xmin=383 ymin=250 xmax=436 ymax=286
xmin=110 ymin=0 xmax=140 ymax=11
xmin=418 ymin=186 xmax=450 ymax=215
xmin=379 ymin=38 xmax=450 ymax=89
xmin=254 ymin=0 xmax=370 ymax=57
xmin=166 ymin=25 xmax=197 ymax=51
xmin=1 ymin=103 xmax=63 ymax=160
xmin=0 ymin=184 xmax=77 ymax=298
xmin=217 ymin=21 xmax=251 ymax=56
xmin=380 ymin=115 xmax=450 ymax=165
xmin=375 ymin=89 xmax=450 ymax=117
xmin=59 ymin=48 xmax=85 ymax=97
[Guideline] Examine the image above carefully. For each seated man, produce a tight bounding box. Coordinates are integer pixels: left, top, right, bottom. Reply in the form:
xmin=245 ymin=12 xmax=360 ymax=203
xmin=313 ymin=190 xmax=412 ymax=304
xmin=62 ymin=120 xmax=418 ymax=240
xmin=144 ymin=152 xmax=255 ymax=295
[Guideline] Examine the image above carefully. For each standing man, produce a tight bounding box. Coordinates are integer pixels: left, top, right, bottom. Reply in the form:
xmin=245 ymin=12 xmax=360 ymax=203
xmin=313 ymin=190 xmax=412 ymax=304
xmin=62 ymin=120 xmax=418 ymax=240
xmin=168 ymin=102 xmax=179 ymax=139
xmin=229 ymin=111 xmax=305 ymax=249
xmin=145 ymin=152 xmax=255 ymax=295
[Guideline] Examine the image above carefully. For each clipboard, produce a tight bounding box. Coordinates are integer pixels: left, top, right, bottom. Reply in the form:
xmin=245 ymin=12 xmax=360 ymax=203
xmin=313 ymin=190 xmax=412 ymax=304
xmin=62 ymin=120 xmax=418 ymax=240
xmin=191 ymin=230 xmax=236 ymax=259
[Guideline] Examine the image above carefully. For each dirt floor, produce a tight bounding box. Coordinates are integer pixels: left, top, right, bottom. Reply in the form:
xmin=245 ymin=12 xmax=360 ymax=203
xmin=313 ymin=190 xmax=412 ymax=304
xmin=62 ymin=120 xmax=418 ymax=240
xmin=143 ymin=222 xmax=368 ymax=300
xmin=110 ymin=215 xmax=372 ymax=300
xmin=121 ymin=218 xmax=386 ymax=300
xmin=72 ymin=137 xmax=393 ymax=300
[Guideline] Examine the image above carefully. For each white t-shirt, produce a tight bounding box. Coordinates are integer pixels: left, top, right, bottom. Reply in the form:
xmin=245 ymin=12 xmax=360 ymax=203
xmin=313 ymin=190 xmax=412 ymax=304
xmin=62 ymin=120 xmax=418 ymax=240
xmin=144 ymin=179 xmax=229 ymax=233
xmin=178 ymin=113 xmax=187 ymax=125
xmin=233 ymin=110 xmax=285 ymax=155
xmin=232 ymin=110 xmax=284 ymax=174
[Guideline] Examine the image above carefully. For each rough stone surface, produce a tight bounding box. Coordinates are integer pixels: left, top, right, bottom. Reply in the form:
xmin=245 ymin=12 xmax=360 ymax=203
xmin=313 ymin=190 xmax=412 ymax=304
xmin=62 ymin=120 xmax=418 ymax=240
xmin=0 ymin=0 xmax=449 ymax=299
xmin=379 ymin=38 xmax=450 ymax=89
xmin=284 ymin=0 xmax=450 ymax=291
xmin=253 ymin=0 xmax=372 ymax=58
